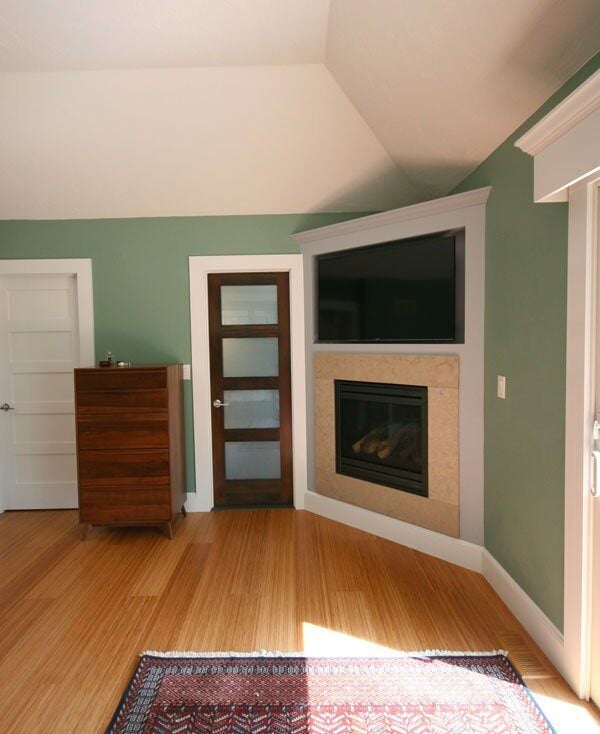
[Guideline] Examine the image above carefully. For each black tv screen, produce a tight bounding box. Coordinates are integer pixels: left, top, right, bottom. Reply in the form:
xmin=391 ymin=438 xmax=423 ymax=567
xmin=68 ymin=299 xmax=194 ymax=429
xmin=317 ymin=232 xmax=456 ymax=343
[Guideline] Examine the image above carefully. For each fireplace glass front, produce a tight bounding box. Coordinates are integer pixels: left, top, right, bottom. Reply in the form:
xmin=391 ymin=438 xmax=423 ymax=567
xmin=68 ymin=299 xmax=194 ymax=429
xmin=334 ymin=380 xmax=428 ymax=496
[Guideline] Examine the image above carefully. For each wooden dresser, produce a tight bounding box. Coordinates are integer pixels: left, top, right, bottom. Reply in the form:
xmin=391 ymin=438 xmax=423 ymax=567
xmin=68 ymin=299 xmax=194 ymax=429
xmin=74 ymin=364 xmax=186 ymax=538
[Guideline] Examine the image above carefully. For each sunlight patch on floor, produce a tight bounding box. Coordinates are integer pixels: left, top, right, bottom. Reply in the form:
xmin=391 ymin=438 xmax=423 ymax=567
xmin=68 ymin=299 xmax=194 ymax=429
xmin=300 ymin=623 xmax=600 ymax=732
xmin=302 ymin=622 xmax=404 ymax=657
xmin=531 ymin=692 xmax=599 ymax=734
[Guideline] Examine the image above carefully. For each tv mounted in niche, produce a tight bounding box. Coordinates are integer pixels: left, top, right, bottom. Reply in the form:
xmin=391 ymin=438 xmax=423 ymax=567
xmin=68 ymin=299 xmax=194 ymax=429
xmin=316 ymin=230 xmax=461 ymax=344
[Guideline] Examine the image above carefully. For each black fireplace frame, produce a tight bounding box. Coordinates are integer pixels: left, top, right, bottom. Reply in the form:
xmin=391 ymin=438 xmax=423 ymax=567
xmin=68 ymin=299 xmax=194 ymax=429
xmin=334 ymin=380 xmax=428 ymax=497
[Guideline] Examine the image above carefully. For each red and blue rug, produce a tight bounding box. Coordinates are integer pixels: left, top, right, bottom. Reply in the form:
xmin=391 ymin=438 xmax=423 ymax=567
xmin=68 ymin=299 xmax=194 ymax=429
xmin=107 ymin=652 xmax=555 ymax=733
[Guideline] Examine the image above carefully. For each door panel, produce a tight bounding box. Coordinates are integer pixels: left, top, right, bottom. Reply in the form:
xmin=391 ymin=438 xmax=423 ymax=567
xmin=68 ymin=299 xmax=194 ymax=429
xmin=224 ymin=441 xmax=282 ymax=480
xmin=208 ymin=272 xmax=293 ymax=508
xmin=222 ymin=337 xmax=279 ymax=377
xmin=222 ymin=390 xmax=280 ymax=429
xmin=220 ymin=284 xmax=278 ymax=325
xmin=0 ymin=275 xmax=80 ymax=509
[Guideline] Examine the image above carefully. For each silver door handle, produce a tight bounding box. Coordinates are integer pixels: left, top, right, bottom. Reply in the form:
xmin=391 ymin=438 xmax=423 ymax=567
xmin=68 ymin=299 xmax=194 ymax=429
xmin=213 ymin=399 xmax=230 ymax=408
xmin=0 ymin=403 xmax=15 ymax=412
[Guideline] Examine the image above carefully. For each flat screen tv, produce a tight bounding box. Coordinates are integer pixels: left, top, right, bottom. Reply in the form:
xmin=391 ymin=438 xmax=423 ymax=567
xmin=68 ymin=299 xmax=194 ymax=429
xmin=316 ymin=231 xmax=456 ymax=343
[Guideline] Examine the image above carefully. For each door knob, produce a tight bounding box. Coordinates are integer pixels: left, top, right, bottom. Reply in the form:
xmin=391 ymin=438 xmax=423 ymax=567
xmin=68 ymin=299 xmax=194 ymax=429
xmin=213 ymin=399 xmax=230 ymax=408
xmin=0 ymin=403 xmax=15 ymax=412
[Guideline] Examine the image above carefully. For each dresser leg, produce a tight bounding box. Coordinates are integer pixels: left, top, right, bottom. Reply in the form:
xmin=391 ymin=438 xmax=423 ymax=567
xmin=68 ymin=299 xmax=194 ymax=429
xmin=180 ymin=504 xmax=187 ymax=517
xmin=164 ymin=522 xmax=173 ymax=540
xmin=81 ymin=523 xmax=93 ymax=540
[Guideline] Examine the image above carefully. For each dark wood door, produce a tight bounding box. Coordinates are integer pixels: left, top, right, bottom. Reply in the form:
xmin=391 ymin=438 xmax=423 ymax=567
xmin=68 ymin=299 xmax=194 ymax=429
xmin=208 ymin=272 xmax=293 ymax=508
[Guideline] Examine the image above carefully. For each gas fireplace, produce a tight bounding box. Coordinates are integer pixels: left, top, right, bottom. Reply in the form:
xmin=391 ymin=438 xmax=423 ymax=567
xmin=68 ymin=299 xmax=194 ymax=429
xmin=334 ymin=380 xmax=428 ymax=496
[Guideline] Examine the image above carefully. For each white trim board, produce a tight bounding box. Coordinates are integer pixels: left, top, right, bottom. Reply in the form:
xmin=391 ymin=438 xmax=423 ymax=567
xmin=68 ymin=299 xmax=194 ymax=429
xmin=305 ymin=490 xmax=482 ymax=571
xmin=481 ymin=550 xmax=565 ymax=675
xmin=515 ymin=66 xmax=600 ymax=698
xmin=0 ymin=258 xmax=95 ymax=512
xmin=515 ymin=68 xmax=600 ymax=158
xmin=515 ymin=68 xmax=600 ymax=203
xmin=188 ymin=254 xmax=306 ymax=512
xmin=304 ymin=490 xmax=567 ymax=683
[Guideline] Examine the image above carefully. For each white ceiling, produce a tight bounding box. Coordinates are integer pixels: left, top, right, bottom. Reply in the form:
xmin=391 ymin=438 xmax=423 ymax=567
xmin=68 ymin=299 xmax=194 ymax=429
xmin=326 ymin=0 xmax=600 ymax=199
xmin=1 ymin=0 xmax=599 ymax=206
xmin=0 ymin=1 xmax=330 ymax=70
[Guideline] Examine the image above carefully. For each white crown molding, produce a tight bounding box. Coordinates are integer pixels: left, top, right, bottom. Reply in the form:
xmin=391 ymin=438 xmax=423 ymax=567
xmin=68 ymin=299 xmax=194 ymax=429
xmin=515 ymin=68 xmax=600 ymax=157
xmin=292 ymin=187 xmax=491 ymax=246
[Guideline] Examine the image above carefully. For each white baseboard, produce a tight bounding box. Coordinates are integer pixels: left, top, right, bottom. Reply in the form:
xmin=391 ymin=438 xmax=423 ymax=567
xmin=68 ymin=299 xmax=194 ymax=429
xmin=481 ymin=550 xmax=566 ymax=678
xmin=304 ymin=490 xmax=483 ymax=572
xmin=183 ymin=488 xmax=568 ymax=688
xmin=304 ymin=490 xmax=568 ymax=685
xmin=185 ymin=492 xmax=211 ymax=513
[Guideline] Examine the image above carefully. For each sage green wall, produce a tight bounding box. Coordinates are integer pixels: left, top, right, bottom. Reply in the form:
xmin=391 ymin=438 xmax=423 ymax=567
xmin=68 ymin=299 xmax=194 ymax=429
xmin=453 ymin=52 xmax=600 ymax=630
xmin=0 ymin=213 xmax=362 ymax=492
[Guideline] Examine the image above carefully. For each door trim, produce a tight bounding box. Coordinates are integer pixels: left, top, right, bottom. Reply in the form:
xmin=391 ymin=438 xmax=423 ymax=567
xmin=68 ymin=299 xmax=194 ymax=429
xmin=514 ymin=65 xmax=600 ymax=696
xmin=188 ymin=255 xmax=306 ymax=512
xmin=563 ymin=178 xmax=599 ymax=697
xmin=0 ymin=258 xmax=95 ymax=512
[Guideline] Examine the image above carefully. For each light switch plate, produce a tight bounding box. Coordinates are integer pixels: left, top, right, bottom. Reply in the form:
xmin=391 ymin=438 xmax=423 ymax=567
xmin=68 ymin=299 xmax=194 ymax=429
xmin=183 ymin=364 xmax=191 ymax=380
xmin=497 ymin=375 xmax=506 ymax=399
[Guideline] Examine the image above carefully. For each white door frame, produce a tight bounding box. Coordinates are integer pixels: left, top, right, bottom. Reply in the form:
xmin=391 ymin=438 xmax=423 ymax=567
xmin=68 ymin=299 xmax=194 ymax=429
xmin=188 ymin=254 xmax=306 ymax=512
xmin=0 ymin=258 xmax=95 ymax=512
xmin=516 ymin=67 xmax=600 ymax=696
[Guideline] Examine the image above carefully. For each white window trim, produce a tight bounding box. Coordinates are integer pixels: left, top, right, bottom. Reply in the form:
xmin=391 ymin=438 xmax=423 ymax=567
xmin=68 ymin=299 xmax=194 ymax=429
xmin=0 ymin=258 xmax=95 ymax=512
xmin=516 ymin=69 xmax=600 ymax=697
xmin=187 ymin=254 xmax=306 ymax=512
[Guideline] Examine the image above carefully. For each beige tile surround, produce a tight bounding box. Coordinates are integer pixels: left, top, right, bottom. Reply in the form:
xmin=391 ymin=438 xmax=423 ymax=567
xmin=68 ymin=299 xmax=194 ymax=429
xmin=314 ymin=354 xmax=459 ymax=537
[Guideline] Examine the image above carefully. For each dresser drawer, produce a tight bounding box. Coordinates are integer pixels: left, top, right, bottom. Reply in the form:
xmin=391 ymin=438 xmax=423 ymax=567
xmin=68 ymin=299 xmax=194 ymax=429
xmin=78 ymin=449 xmax=170 ymax=486
xmin=76 ymin=369 xmax=167 ymax=391
xmin=77 ymin=415 xmax=169 ymax=450
xmin=80 ymin=487 xmax=171 ymax=523
xmin=76 ymin=388 xmax=168 ymax=414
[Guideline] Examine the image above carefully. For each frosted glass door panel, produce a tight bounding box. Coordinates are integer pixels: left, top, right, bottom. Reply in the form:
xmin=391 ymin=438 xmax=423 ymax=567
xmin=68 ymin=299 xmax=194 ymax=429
xmin=225 ymin=441 xmax=281 ymax=480
xmin=222 ymin=338 xmax=278 ymax=377
xmin=221 ymin=285 xmax=277 ymax=325
xmin=223 ymin=390 xmax=279 ymax=429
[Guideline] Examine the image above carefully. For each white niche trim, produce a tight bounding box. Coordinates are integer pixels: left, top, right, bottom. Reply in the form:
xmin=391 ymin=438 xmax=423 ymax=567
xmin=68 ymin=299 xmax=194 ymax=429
xmin=293 ymin=187 xmax=490 ymax=547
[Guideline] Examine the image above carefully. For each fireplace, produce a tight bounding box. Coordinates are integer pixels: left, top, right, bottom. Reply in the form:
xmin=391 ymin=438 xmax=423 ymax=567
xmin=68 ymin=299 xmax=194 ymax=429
xmin=334 ymin=380 xmax=428 ymax=496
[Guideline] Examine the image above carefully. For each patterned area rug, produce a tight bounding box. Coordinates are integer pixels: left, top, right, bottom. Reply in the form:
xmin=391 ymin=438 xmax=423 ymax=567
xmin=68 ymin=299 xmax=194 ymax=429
xmin=107 ymin=652 xmax=555 ymax=733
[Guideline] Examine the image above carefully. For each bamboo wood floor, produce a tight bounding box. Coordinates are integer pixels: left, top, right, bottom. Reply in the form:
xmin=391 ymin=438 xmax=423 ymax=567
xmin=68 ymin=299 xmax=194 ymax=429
xmin=0 ymin=508 xmax=598 ymax=732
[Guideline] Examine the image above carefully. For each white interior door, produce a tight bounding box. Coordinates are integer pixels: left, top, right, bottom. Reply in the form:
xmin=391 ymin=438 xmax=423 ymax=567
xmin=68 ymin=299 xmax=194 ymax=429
xmin=0 ymin=275 xmax=80 ymax=509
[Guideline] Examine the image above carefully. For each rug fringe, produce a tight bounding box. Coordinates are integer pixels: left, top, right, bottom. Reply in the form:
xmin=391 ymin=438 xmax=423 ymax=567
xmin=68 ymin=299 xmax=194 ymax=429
xmin=140 ymin=649 xmax=509 ymax=659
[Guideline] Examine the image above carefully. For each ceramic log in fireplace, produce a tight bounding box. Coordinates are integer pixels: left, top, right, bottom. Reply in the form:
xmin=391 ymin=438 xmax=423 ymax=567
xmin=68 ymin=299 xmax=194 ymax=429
xmin=334 ymin=380 xmax=428 ymax=496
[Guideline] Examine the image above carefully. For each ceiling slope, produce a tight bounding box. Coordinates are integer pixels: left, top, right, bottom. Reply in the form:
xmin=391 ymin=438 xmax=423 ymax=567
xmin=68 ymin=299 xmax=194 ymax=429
xmin=0 ymin=0 xmax=330 ymax=71
xmin=0 ymin=65 xmax=414 ymax=219
xmin=326 ymin=0 xmax=600 ymax=199
xmin=1 ymin=1 xmax=599 ymax=216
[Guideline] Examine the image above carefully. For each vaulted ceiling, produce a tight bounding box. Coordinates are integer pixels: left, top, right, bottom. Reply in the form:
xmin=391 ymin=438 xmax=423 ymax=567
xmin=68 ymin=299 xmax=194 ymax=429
xmin=1 ymin=1 xmax=599 ymax=217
